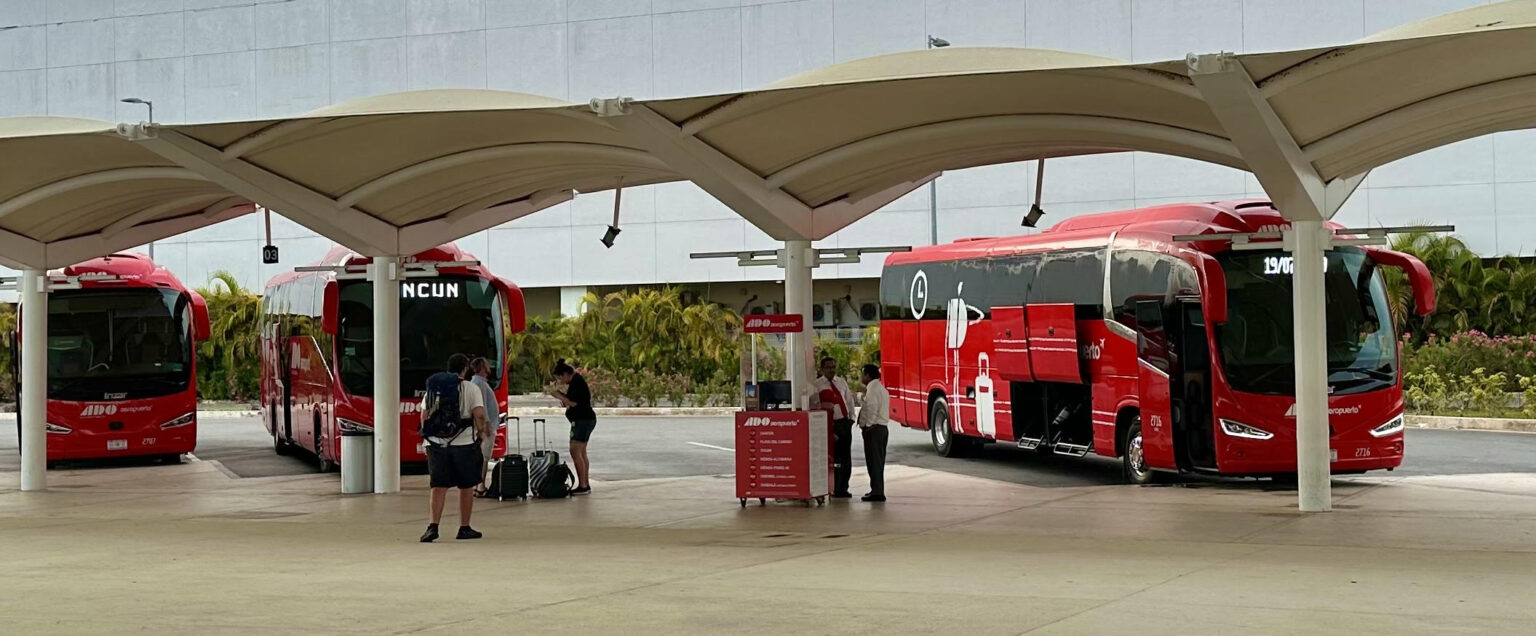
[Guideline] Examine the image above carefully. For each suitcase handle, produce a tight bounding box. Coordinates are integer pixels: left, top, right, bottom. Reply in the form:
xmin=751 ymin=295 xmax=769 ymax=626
xmin=533 ymin=418 xmax=547 ymax=451
xmin=508 ymin=416 xmax=521 ymax=456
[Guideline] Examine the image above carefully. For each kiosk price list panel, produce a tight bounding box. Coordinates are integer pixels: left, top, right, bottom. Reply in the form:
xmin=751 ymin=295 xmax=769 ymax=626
xmin=735 ymin=411 xmax=830 ymax=501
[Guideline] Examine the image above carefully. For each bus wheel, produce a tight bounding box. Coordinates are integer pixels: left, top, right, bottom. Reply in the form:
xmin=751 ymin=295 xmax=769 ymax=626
xmin=315 ymin=419 xmax=336 ymax=473
xmin=929 ymin=397 xmax=964 ymax=458
xmin=159 ymin=453 xmax=182 ymax=465
xmin=1122 ymin=416 xmax=1157 ymax=485
xmin=272 ymin=405 xmax=292 ymax=456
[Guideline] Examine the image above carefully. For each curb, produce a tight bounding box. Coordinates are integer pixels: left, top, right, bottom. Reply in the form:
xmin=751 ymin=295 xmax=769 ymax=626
xmin=1407 ymin=414 xmax=1536 ymax=434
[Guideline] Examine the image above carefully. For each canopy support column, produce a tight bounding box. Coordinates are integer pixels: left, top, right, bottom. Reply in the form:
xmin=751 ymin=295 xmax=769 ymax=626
xmin=19 ymin=269 xmax=47 ymax=491
xmin=1189 ymin=52 xmax=1360 ymax=512
xmin=780 ymin=241 xmax=816 ymax=407
xmin=1286 ymin=221 xmax=1332 ymax=512
xmin=371 ymin=257 xmax=402 ymax=494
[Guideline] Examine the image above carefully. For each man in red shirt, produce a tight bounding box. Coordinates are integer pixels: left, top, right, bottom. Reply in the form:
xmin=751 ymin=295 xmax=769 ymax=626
xmin=812 ymin=356 xmax=855 ymax=498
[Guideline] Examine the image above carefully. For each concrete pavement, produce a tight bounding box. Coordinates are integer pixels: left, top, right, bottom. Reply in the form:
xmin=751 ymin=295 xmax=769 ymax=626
xmin=3 ymin=457 xmax=1536 ymax=634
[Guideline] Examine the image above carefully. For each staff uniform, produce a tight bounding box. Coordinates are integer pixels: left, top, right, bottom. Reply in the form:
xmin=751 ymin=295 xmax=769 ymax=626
xmin=421 ymin=378 xmax=485 ymax=490
xmin=812 ymin=374 xmax=855 ymax=496
xmin=857 ymin=378 xmax=891 ymax=499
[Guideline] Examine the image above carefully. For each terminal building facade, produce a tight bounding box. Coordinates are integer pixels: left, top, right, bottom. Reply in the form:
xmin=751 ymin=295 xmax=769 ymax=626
xmin=2 ymin=0 xmax=1531 ymax=328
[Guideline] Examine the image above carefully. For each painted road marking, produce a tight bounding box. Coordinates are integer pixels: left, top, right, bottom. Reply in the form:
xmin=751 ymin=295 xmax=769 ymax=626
xmin=687 ymin=442 xmax=735 ymax=453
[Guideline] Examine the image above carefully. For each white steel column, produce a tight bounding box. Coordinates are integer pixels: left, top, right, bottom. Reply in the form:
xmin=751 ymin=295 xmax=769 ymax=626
xmin=1288 ymin=222 xmax=1332 ymax=512
xmin=19 ymin=269 xmax=47 ymax=491
xmin=781 ymin=240 xmax=816 ymax=408
xmin=1190 ymin=51 xmax=1358 ymax=512
xmin=371 ymin=257 xmax=401 ymax=494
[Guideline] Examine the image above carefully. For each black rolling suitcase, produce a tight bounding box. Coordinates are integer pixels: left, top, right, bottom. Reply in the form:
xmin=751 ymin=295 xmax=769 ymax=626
xmin=484 ymin=416 xmax=528 ymax=500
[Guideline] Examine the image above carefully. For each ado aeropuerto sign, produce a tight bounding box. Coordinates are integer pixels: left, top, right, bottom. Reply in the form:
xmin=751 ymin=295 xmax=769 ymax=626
xmin=743 ymin=314 xmax=804 ymax=334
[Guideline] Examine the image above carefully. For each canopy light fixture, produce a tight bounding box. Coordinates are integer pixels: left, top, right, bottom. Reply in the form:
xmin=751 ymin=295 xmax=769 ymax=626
xmin=601 ymin=177 xmax=624 ymax=249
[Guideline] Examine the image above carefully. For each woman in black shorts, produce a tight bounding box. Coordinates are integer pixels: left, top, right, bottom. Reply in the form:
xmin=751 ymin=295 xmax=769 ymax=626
xmin=551 ymin=360 xmax=595 ymax=495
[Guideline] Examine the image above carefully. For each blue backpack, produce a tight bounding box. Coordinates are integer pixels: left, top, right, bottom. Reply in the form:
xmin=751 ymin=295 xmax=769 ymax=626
xmin=420 ymin=371 xmax=465 ymax=443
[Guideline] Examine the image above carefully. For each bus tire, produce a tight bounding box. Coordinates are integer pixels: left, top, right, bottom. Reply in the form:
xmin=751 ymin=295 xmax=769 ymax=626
xmin=272 ymin=405 xmax=292 ymax=457
xmin=159 ymin=453 xmax=182 ymax=465
xmin=1122 ymin=416 xmax=1157 ymax=485
xmin=315 ymin=417 xmax=336 ymax=473
xmin=929 ymin=397 xmax=965 ymax=458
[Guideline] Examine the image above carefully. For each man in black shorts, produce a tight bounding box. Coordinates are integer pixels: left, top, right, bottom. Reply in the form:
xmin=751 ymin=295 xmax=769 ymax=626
xmin=421 ymin=353 xmax=488 ymax=543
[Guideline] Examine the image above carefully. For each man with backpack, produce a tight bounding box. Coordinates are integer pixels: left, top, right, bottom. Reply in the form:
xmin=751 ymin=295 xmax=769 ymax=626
xmin=420 ymin=353 xmax=488 ymax=543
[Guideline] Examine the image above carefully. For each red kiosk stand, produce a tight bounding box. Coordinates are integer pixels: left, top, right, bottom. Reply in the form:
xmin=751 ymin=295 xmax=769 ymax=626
xmin=736 ymin=410 xmax=830 ymax=507
xmin=736 ymin=314 xmax=831 ymax=507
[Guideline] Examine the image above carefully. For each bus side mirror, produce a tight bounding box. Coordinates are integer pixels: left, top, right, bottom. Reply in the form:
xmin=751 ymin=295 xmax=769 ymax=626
xmin=1197 ymin=254 xmax=1228 ymax=324
xmin=1365 ymin=248 xmax=1435 ymax=317
xmin=189 ymin=292 xmax=212 ymax=342
xmin=321 ymin=281 xmax=339 ymax=334
xmin=493 ymin=277 xmax=526 ymax=334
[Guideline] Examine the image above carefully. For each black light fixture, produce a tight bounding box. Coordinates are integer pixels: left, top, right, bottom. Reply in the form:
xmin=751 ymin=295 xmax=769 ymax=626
xmin=601 ymin=177 xmax=624 ymax=248
xmin=1021 ymin=203 xmax=1045 ymax=228
xmin=927 ymin=35 xmax=950 ymax=49
xmin=1022 ymin=159 xmax=1046 ymax=228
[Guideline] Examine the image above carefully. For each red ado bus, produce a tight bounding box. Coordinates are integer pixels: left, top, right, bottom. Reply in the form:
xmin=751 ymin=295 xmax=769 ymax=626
xmin=879 ymin=200 xmax=1435 ymax=482
xmin=260 ymin=244 xmax=525 ymax=470
xmin=11 ymin=253 xmax=211 ymax=464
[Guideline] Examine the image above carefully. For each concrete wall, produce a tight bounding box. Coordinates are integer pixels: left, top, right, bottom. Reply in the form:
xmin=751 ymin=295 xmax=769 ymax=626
xmin=1 ymin=0 xmax=1531 ymax=301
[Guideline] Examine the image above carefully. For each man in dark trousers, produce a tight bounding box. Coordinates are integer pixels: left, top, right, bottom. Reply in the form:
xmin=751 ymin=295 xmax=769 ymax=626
xmin=812 ymin=356 xmax=855 ymax=498
xmin=857 ymin=364 xmax=890 ymax=502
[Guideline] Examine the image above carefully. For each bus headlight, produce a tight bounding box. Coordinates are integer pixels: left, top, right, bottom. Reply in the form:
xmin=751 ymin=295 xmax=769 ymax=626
xmin=1370 ymin=414 xmax=1405 ymax=438
xmin=1219 ymin=419 xmax=1274 ymax=440
xmin=46 ymin=422 xmax=72 ymax=434
xmin=338 ymin=418 xmax=373 ymax=434
xmin=160 ymin=413 xmax=195 ymax=429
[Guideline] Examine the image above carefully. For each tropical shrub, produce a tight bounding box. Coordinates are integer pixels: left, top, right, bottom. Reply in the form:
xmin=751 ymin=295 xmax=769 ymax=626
xmin=1401 ymin=331 xmax=1536 ymax=393
xmin=1389 ymin=232 xmax=1536 ymax=340
xmin=507 ymin=287 xmax=743 ymax=395
xmin=195 ymin=272 xmax=263 ymax=401
xmin=0 ymin=303 xmax=14 ymax=402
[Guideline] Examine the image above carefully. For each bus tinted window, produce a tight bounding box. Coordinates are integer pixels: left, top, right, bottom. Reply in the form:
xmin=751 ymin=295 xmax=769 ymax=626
xmin=46 ymin=288 xmax=192 ymax=400
xmin=1030 ymin=249 xmax=1104 ymax=310
xmin=337 ymin=276 xmax=505 ymax=396
xmin=988 ymin=253 xmax=1038 ymax=307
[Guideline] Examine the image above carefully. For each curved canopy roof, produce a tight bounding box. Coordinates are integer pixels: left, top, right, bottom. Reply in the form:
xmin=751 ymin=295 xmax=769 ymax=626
xmin=0 ymin=0 xmax=1533 ymax=268
xmin=626 ymin=0 xmax=1536 ymax=230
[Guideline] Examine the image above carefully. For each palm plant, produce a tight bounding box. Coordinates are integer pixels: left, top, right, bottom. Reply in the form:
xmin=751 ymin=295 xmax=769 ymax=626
xmin=196 ymin=271 xmax=263 ymax=400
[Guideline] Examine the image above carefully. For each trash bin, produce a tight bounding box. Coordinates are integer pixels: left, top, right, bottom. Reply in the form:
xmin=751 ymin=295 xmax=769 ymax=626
xmin=341 ymin=430 xmax=374 ymax=494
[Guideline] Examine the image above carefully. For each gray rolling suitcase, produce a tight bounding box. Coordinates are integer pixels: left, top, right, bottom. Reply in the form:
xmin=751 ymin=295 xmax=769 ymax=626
xmin=528 ymin=418 xmax=561 ymax=495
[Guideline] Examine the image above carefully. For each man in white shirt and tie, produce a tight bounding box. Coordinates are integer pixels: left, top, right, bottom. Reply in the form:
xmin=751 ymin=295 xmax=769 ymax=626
xmin=811 ymin=356 xmax=855 ymax=498
xmin=857 ymin=364 xmax=890 ymax=502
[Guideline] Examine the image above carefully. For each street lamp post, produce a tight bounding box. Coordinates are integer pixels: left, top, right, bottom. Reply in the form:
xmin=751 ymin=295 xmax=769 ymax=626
xmin=121 ymin=98 xmax=156 ymax=259
xmin=926 ymin=36 xmax=949 ymax=245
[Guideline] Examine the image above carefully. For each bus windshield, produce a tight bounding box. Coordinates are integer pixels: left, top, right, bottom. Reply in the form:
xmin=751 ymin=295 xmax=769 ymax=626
xmin=1215 ymin=249 xmax=1397 ymax=395
xmin=46 ymin=288 xmax=192 ymax=400
xmin=336 ymin=276 xmax=504 ymax=397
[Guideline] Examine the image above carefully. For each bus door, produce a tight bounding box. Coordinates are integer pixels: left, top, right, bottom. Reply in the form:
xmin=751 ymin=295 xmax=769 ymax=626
xmin=1133 ymin=299 xmax=1178 ymax=470
xmin=901 ymin=320 xmax=921 ymax=426
xmin=1173 ymin=297 xmax=1216 ymax=470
